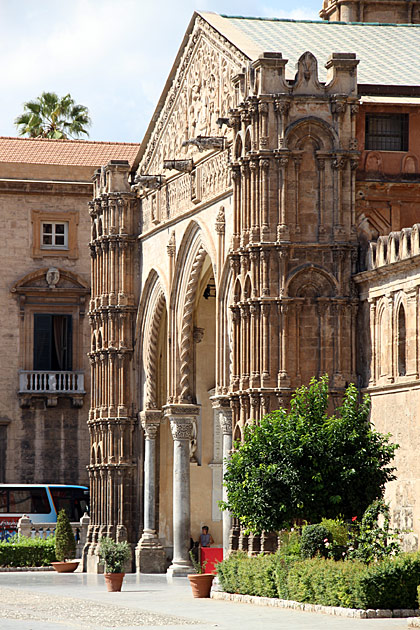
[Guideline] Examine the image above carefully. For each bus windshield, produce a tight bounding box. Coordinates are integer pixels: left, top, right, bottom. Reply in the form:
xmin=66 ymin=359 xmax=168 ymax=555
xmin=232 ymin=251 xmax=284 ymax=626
xmin=49 ymin=486 xmax=89 ymax=521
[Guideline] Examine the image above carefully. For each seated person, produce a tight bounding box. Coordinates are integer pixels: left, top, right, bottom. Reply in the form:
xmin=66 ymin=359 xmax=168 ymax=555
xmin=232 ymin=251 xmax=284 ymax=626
xmin=199 ymin=525 xmax=214 ymax=547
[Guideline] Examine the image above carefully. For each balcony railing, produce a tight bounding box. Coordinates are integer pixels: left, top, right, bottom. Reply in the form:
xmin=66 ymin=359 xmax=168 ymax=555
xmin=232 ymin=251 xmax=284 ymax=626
xmin=19 ymin=371 xmax=85 ymax=394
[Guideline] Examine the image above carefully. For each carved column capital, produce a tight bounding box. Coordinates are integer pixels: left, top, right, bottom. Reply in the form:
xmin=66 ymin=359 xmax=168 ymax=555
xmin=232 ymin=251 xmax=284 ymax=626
xmin=163 ymin=404 xmax=200 ymax=441
xmin=140 ymin=409 xmax=162 ymax=440
xmin=210 ymin=395 xmax=233 ymax=435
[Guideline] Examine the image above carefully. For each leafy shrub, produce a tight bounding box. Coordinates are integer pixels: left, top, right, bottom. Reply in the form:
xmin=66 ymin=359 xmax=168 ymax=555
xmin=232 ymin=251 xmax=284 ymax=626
xmin=217 ymin=551 xmax=420 ymax=609
xmin=348 ymin=500 xmax=402 ymax=564
xmin=55 ymin=509 xmax=76 ymax=561
xmin=301 ymin=524 xmax=330 ymax=559
xmin=278 ymin=530 xmax=301 ymax=560
xmin=217 ymin=552 xmax=278 ymax=597
xmin=321 ymin=518 xmax=349 ymax=560
xmin=0 ymin=535 xmax=56 ymax=567
xmin=285 ymin=557 xmax=365 ymax=607
xmin=356 ymin=552 xmax=420 ymax=609
xmin=98 ymin=537 xmax=131 ymax=573
xmin=321 ymin=518 xmax=349 ymax=546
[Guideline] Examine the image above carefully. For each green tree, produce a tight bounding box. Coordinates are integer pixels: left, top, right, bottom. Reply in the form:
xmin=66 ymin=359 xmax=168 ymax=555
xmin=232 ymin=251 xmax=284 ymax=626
xmin=221 ymin=376 xmax=398 ymax=533
xmin=15 ymin=92 xmax=91 ymax=139
xmin=55 ymin=508 xmax=76 ymax=561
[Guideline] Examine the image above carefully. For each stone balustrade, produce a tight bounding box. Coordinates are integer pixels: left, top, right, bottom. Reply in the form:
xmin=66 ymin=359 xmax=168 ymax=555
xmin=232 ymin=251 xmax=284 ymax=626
xmin=367 ymin=224 xmax=420 ymax=270
xmin=19 ymin=371 xmax=85 ymax=394
xmin=17 ymin=513 xmax=90 ymax=559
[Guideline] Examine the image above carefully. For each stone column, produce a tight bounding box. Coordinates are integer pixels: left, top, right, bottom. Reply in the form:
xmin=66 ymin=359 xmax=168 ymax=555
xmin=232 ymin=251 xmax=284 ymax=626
xmin=136 ymin=410 xmax=166 ymax=573
xmin=164 ymin=404 xmax=199 ymax=578
xmin=210 ymin=396 xmax=233 ymax=557
xmin=219 ymin=406 xmax=233 ymax=557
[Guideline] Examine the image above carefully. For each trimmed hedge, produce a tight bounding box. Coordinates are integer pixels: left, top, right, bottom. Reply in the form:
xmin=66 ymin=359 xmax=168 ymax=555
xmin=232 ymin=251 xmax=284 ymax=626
xmin=217 ymin=552 xmax=420 ymax=610
xmin=0 ymin=536 xmax=56 ymax=567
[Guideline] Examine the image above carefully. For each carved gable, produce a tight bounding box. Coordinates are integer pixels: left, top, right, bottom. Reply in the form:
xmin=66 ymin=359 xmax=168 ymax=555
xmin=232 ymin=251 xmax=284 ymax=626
xmin=140 ymin=15 xmax=246 ymax=175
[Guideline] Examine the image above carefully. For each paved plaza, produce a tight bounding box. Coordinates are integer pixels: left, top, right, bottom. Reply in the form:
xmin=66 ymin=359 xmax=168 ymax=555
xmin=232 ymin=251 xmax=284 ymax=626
xmin=0 ymin=572 xmax=412 ymax=630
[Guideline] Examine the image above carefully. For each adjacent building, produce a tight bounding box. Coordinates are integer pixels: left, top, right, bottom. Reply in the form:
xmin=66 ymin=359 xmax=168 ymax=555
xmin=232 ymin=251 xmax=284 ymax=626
xmin=0 ymin=137 xmax=140 ymax=486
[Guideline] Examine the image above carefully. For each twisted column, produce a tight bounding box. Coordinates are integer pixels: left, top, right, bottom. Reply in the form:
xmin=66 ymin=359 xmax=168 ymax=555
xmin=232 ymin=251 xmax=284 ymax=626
xmin=179 ymin=247 xmax=207 ymax=402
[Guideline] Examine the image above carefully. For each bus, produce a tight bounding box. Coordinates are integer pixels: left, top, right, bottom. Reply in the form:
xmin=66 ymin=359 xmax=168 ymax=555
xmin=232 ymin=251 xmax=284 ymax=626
xmin=0 ymin=484 xmax=89 ymax=540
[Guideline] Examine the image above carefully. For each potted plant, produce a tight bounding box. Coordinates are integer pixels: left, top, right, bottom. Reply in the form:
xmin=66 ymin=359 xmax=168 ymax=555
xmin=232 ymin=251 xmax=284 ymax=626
xmin=51 ymin=509 xmax=78 ymax=573
xmin=98 ymin=536 xmax=131 ymax=592
xmin=187 ymin=550 xmax=215 ymax=598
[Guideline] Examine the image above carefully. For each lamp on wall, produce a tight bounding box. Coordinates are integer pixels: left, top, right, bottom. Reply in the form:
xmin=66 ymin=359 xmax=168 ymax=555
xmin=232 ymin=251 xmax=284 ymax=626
xmin=182 ymin=136 xmax=225 ymax=152
xmin=203 ymin=279 xmax=216 ymax=299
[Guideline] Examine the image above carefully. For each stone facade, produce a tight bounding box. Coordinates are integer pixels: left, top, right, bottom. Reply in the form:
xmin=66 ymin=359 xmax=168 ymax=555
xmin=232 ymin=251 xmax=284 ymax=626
xmin=88 ymin=4 xmax=420 ymax=571
xmin=0 ymin=138 xmax=139 ymax=487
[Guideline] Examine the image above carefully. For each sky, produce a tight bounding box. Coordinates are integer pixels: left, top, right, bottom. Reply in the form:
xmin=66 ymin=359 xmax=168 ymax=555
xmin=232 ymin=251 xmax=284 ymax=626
xmin=0 ymin=0 xmax=321 ymax=143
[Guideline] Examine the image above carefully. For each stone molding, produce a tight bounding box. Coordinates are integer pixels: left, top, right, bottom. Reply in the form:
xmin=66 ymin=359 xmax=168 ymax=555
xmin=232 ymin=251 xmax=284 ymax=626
xmin=164 ymin=404 xmax=200 ymax=441
xmin=140 ymin=409 xmax=162 ymax=439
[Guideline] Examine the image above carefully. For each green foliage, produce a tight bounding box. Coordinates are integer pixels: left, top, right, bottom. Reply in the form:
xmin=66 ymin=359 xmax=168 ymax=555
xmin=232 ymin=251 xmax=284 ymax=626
xmin=286 ymin=557 xmax=366 ymax=607
xmin=277 ymin=530 xmax=301 ymax=560
xmin=300 ymin=524 xmax=330 ymax=559
xmin=189 ymin=550 xmax=207 ymax=574
xmin=0 ymin=535 xmax=56 ymax=567
xmin=356 ymin=553 xmax=420 ymax=609
xmin=55 ymin=509 xmax=76 ymax=562
xmin=348 ymin=500 xmax=402 ymax=563
xmin=217 ymin=551 xmax=420 ymax=609
xmin=98 ymin=537 xmax=131 ymax=573
xmin=320 ymin=518 xmax=349 ymax=560
xmin=15 ymin=92 xmax=91 ymax=139
xmin=217 ymin=552 xmax=278 ymax=598
xmin=221 ymin=376 xmax=398 ymax=533
xmin=321 ymin=518 xmax=349 ymax=547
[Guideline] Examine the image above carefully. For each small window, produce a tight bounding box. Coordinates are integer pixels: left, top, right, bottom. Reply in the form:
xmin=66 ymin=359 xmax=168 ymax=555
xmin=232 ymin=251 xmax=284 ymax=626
xmin=41 ymin=222 xmax=68 ymax=250
xmin=365 ymin=114 xmax=408 ymax=152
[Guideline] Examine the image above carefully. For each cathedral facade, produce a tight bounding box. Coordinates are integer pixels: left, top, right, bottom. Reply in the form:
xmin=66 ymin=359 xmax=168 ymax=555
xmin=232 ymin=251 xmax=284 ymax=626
xmin=86 ymin=0 xmax=420 ymax=572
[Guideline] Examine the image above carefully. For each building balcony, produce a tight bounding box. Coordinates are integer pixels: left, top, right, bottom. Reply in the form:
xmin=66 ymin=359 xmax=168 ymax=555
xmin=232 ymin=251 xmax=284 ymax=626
xmin=18 ymin=370 xmax=85 ymax=408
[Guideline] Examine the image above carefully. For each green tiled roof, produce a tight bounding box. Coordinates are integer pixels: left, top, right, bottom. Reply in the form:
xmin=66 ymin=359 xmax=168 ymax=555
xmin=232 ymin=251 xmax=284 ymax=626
xmin=212 ymin=15 xmax=420 ymax=86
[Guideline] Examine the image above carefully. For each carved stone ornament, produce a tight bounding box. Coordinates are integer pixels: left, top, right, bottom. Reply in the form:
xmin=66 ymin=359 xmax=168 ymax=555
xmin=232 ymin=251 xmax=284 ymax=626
xmin=215 ymin=206 xmax=225 ymax=234
xmin=142 ymin=422 xmax=160 ymax=440
xmin=170 ymin=417 xmax=195 ymax=441
xmin=167 ymin=231 xmax=176 ymax=257
xmin=219 ymin=410 xmax=233 ymax=435
xmin=46 ymin=267 xmax=60 ymax=289
xmin=193 ymin=326 xmax=205 ymax=343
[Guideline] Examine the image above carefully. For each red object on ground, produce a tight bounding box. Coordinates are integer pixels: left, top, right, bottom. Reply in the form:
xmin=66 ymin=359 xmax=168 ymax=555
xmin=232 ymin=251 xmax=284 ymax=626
xmin=201 ymin=547 xmax=223 ymax=574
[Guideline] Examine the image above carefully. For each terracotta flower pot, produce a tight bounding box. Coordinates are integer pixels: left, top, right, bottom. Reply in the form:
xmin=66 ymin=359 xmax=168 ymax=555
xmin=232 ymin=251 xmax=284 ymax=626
xmin=51 ymin=561 xmax=79 ymax=573
xmin=188 ymin=573 xmax=215 ymax=598
xmin=104 ymin=572 xmax=125 ymax=592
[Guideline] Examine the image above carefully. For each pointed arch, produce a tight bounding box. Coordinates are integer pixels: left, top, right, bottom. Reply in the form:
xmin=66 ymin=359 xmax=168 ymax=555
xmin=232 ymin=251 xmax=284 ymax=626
xmin=234 ymin=133 xmax=243 ymax=159
xmin=137 ymin=269 xmax=168 ymax=410
xmin=397 ymin=301 xmax=407 ymax=377
xmin=217 ymin=257 xmax=235 ymax=394
xmin=244 ymin=128 xmax=252 ymax=153
xmin=244 ymin=275 xmax=252 ymax=300
xmin=376 ymin=297 xmax=389 ymax=378
xmin=171 ymin=221 xmax=217 ymax=403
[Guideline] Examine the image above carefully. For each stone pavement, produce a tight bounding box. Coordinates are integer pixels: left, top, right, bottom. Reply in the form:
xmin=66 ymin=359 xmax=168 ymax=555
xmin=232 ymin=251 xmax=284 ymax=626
xmin=0 ymin=572 xmax=410 ymax=630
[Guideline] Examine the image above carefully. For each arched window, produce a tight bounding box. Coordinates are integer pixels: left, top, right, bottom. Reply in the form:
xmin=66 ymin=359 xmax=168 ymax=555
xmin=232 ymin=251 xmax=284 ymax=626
xmin=398 ymin=304 xmax=406 ymax=376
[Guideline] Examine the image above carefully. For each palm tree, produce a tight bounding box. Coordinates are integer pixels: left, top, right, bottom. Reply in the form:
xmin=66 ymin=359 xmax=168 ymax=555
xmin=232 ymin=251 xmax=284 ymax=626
xmin=15 ymin=92 xmax=91 ymax=139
